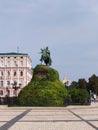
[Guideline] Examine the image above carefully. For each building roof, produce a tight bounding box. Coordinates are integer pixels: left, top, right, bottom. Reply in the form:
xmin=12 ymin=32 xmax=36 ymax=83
xmin=0 ymin=52 xmax=28 ymax=56
xmin=0 ymin=52 xmax=32 ymax=63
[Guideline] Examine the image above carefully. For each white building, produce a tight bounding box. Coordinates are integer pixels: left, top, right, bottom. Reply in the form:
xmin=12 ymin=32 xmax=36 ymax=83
xmin=62 ymin=76 xmax=72 ymax=86
xmin=0 ymin=52 xmax=33 ymax=98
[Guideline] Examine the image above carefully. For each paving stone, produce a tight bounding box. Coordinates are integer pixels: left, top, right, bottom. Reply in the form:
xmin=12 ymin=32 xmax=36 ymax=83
xmin=0 ymin=103 xmax=98 ymax=130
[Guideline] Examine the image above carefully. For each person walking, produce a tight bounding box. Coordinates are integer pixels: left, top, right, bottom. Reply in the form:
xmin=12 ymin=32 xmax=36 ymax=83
xmin=93 ymin=93 xmax=96 ymax=103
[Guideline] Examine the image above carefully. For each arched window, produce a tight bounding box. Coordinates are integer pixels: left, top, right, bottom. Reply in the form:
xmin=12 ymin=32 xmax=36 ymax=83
xmin=7 ymin=71 xmax=10 ymax=76
xmin=1 ymin=71 xmax=3 ymax=76
xmin=0 ymin=90 xmax=3 ymax=95
xmin=19 ymin=79 xmax=23 ymax=86
xmin=20 ymin=61 xmax=23 ymax=67
xmin=7 ymin=61 xmax=10 ymax=67
xmin=7 ymin=81 xmax=10 ymax=86
xmin=14 ymin=61 xmax=17 ymax=67
xmin=14 ymin=71 xmax=17 ymax=76
xmin=0 ymin=61 xmax=3 ymax=67
xmin=0 ymin=81 xmax=3 ymax=86
xmin=20 ymin=71 xmax=23 ymax=76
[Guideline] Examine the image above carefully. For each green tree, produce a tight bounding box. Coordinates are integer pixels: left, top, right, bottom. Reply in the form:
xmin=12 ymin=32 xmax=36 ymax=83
xmin=69 ymin=88 xmax=89 ymax=105
xmin=78 ymin=78 xmax=87 ymax=89
xmin=40 ymin=46 xmax=52 ymax=66
xmin=87 ymin=74 xmax=98 ymax=94
xmin=69 ymin=81 xmax=78 ymax=88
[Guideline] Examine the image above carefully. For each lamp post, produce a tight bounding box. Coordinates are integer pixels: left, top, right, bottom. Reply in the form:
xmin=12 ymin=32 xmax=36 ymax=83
xmin=5 ymin=87 xmax=10 ymax=104
xmin=12 ymin=81 xmax=21 ymax=97
xmin=9 ymin=81 xmax=21 ymax=105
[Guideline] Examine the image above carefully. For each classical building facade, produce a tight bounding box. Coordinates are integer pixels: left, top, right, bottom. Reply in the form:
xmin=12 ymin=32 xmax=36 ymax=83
xmin=0 ymin=52 xmax=33 ymax=98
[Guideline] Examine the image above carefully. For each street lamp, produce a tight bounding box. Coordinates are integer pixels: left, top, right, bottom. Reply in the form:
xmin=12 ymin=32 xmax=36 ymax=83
xmin=12 ymin=81 xmax=21 ymax=97
xmin=5 ymin=87 xmax=10 ymax=104
xmin=6 ymin=87 xmax=10 ymax=96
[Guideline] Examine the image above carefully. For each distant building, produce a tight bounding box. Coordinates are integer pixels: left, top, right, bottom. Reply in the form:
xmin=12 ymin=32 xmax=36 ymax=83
xmin=0 ymin=52 xmax=33 ymax=98
xmin=62 ymin=76 xmax=72 ymax=86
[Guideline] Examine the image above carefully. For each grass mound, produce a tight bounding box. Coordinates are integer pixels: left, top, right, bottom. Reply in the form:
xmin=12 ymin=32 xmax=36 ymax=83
xmin=18 ymin=65 xmax=67 ymax=106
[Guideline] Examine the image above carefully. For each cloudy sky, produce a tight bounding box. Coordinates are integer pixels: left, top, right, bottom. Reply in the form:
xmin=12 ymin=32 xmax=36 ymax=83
xmin=0 ymin=0 xmax=98 ymax=81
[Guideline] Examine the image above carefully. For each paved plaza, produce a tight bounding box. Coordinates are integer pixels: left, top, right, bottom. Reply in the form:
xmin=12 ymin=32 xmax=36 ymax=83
xmin=0 ymin=103 xmax=98 ymax=130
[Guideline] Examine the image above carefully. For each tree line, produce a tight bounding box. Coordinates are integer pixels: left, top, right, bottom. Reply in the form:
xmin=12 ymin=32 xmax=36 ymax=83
xmin=67 ymin=74 xmax=98 ymax=95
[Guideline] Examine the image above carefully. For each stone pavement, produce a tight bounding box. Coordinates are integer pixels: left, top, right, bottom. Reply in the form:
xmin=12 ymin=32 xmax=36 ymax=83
xmin=0 ymin=102 xmax=98 ymax=130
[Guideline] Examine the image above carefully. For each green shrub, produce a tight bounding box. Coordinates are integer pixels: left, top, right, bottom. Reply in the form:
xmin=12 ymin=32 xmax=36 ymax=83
xmin=68 ymin=88 xmax=89 ymax=105
xmin=17 ymin=65 xmax=67 ymax=106
xmin=33 ymin=64 xmax=59 ymax=81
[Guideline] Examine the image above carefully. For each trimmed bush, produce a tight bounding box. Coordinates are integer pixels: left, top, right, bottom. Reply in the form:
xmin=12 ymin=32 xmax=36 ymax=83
xmin=68 ymin=88 xmax=89 ymax=105
xmin=17 ymin=65 xmax=67 ymax=106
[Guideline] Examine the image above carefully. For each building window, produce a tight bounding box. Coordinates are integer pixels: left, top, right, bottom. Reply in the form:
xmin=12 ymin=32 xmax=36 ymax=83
xmin=20 ymin=79 xmax=23 ymax=86
xmin=14 ymin=61 xmax=17 ymax=67
xmin=7 ymin=71 xmax=10 ymax=76
xmin=0 ymin=61 xmax=3 ymax=67
xmin=14 ymin=71 xmax=17 ymax=76
xmin=20 ymin=71 xmax=23 ymax=76
xmin=7 ymin=61 xmax=10 ymax=67
xmin=0 ymin=81 xmax=3 ymax=86
xmin=0 ymin=90 xmax=3 ymax=95
xmin=12 ymin=81 xmax=17 ymax=87
xmin=13 ymin=90 xmax=16 ymax=95
xmin=20 ymin=61 xmax=23 ymax=67
xmin=6 ymin=88 xmax=10 ymax=96
xmin=0 ymin=71 xmax=3 ymax=76
xmin=7 ymin=81 xmax=10 ymax=86
xmin=0 ymin=71 xmax=2 ymax=76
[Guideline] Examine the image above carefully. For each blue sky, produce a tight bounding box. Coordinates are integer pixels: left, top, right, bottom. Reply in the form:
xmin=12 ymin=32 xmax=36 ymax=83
xmin=0 ymin=0 xmax=98 ymax=81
